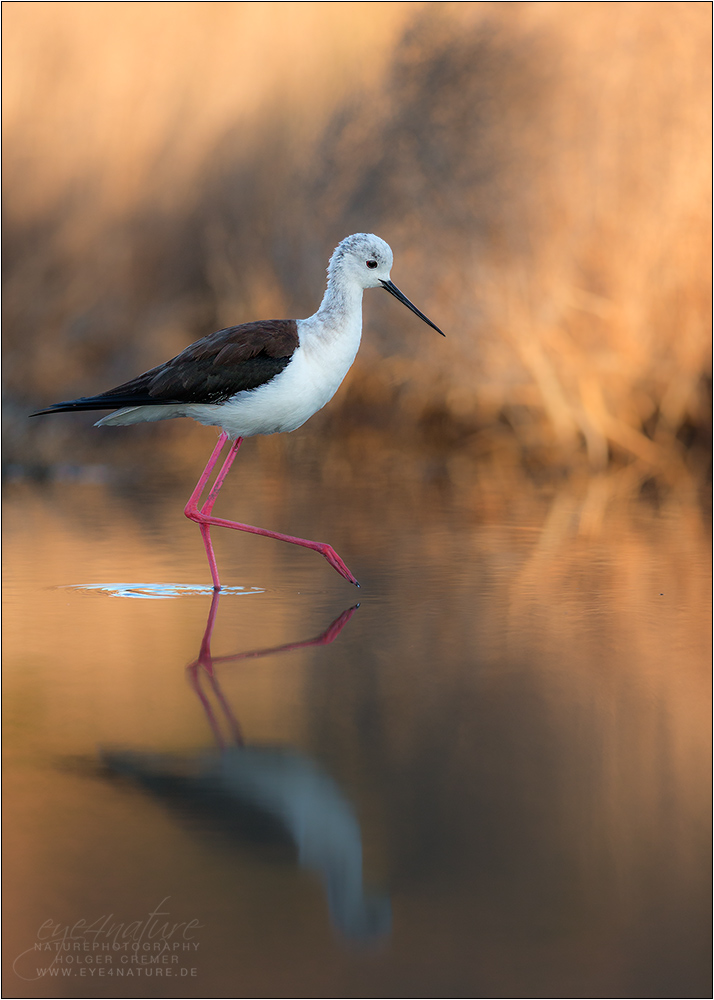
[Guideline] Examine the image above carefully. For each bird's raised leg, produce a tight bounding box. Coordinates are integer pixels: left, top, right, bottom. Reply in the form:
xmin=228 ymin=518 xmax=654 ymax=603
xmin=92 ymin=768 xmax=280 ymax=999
xmin=185 ymin=433 xmax=359 ymax=588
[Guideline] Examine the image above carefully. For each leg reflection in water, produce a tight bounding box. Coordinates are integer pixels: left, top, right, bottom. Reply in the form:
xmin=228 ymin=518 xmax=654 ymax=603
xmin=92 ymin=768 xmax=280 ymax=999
xmin=103 ymin=594 xmax=391 ymax=944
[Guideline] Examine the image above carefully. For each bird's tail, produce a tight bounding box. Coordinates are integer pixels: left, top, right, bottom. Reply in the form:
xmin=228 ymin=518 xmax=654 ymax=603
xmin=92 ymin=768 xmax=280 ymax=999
xmin=30 ymin=399 xmax=185 ymax=425
xmin=29 ymin=396 xmax=128 ymax=416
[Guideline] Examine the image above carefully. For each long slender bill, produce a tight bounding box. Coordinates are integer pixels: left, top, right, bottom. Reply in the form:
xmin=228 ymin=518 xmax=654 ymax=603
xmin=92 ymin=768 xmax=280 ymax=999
xmin=380 ymin=279 xmax=445 ymax=336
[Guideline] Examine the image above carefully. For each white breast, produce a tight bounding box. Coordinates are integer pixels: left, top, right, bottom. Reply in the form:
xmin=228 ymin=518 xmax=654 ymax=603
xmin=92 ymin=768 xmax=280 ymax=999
xmin=186 ymin=314 xmax=363 ymax=439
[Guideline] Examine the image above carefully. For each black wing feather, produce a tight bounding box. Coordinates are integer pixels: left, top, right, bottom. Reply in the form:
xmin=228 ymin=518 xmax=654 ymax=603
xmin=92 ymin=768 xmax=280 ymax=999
xmin=30 ymin=320 xmax=299 ymax=416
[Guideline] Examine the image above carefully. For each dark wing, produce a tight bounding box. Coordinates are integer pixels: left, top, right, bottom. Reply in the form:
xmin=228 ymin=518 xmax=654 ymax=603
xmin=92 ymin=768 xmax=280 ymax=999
xmin=30 ymin=320 xmax=299 ymax=415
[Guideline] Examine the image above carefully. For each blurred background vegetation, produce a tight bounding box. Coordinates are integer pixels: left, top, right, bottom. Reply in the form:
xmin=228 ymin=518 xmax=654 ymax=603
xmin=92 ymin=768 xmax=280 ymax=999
xmin=3 ymin=1 xmax=711 ymax=485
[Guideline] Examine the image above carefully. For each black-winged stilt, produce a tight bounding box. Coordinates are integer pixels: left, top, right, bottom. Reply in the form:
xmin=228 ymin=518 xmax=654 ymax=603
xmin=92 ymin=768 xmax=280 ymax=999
xmin=31 ymin=234 xmax=444 ymax=588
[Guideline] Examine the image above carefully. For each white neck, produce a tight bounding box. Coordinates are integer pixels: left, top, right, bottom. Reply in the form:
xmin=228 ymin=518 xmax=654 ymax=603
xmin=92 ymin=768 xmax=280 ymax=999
xmin=313 ymin=270 xmax=364 ymax=328
xmin=296 ymin=266 xmax=365 ymax=394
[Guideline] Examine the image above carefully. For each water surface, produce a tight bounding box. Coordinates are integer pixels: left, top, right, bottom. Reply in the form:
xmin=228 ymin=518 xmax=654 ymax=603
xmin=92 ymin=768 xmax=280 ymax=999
xmin=3 ymin=456 xmax=710 ymax=998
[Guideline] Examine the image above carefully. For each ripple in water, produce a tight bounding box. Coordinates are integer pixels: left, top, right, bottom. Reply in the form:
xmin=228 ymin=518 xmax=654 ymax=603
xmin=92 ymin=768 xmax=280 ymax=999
xmin=61 ymin=583 xmax=265 ymax=600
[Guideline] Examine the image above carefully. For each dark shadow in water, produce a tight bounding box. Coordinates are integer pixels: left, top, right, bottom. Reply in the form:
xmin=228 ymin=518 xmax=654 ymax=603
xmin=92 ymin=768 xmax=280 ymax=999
xmin=101 ymin=594 xmax=392 ymax=945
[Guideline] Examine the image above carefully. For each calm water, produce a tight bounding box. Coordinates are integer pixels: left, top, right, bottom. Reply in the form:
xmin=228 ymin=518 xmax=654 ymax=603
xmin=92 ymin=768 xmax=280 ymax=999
xmin=3 ymin=452 xmax=711 ymax=998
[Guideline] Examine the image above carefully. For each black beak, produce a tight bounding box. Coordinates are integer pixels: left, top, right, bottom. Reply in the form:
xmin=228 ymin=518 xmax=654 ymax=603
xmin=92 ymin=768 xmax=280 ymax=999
xmin=380 ymin=280 xmax=446 ymax=336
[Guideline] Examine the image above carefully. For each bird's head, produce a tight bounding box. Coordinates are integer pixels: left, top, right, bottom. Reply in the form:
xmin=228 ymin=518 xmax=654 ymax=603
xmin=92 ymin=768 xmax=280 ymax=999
xmin=329 ymin=233 xmax=445 ymax=336
xmin=328 ymin=233 xmax=394 ymax=289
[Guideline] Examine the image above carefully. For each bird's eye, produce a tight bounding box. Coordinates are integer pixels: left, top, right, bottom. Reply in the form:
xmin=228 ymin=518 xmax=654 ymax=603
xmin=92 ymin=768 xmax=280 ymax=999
xmin=366 ymin=260 xmax=378 ymax=269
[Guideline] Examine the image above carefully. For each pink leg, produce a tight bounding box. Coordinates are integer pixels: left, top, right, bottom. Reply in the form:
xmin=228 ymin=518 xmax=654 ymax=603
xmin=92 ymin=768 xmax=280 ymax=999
xmin=187 ymin=590 xmax=245 ymax=747
xmin=184 ymin=433 xmax=232 ymax=589
xmin=187 ymin=664 xmax=228 ymax=749
xmin=188 ymin=594 xmax=357 ymax=749
xmin=205 ymin=672 xmax=245 ymax=746
xmin=210 ymin=602 xmax=360 ymax=668
xmin=184 ymin=433 xmax=359 ymax=589
xmin=196 ymin=588 xmax=222 ymax=671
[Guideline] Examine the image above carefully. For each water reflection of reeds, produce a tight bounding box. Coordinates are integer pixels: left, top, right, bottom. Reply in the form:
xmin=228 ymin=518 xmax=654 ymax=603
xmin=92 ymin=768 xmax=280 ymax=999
xmin=4 ymin=3 xmax=711 ymax=481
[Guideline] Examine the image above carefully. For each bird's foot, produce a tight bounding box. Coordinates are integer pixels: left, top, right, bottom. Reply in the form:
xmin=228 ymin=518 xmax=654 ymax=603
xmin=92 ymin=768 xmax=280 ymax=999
xmin=317 ymin=543 xmax=360 ymax=588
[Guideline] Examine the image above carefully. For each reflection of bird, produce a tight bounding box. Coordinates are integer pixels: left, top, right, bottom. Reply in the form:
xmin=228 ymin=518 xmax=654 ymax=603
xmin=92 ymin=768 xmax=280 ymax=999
xmin=31 ymin=234 xmax=444 ymax=590
xmin=103 ymin=596 xmax=391 ymax=942
xmin=105 ymin=746 xmax=391 ymax=942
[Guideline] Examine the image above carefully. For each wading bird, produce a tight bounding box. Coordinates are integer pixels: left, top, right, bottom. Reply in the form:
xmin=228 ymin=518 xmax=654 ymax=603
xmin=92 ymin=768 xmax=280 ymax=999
xmin=31 ymin=234 xmax=444 ymax=588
